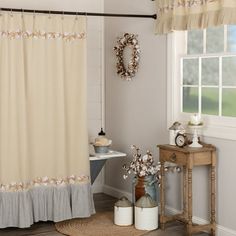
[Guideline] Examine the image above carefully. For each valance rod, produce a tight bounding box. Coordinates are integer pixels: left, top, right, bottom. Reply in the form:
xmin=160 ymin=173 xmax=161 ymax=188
xmin=0 ymin=8 xmax=157 ymax=19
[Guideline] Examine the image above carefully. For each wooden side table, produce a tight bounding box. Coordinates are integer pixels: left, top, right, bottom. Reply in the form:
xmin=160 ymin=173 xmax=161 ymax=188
xmin=157 ymin=144 xmax=216 ymax=236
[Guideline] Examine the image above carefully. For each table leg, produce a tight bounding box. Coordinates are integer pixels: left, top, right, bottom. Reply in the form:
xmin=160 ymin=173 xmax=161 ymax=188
xmin=210 ymin=153 xmax=216 ymax=236
xmin=160 ymin=161 xmax=165 ymax=230
xmin=183 ymin=166 xmax=188 ymax=219
xmin=187 ymin=168 xmax=193 ymax=235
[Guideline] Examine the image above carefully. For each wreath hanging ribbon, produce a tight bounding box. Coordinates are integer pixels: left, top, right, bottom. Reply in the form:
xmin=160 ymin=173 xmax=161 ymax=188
xmin=114 ymin=33 xmax=140 ymax=81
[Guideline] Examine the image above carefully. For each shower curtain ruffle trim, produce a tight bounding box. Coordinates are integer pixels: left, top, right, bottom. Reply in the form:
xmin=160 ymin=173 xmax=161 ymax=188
xmin=0 ymin=174 xmax=89 ymax=192
xmin=0 ymin=182 xmax=95 ymax=228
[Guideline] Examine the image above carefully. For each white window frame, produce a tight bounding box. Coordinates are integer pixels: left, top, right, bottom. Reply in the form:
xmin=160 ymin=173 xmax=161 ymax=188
xmin=167 ymin=30 xmax=236 ymax=140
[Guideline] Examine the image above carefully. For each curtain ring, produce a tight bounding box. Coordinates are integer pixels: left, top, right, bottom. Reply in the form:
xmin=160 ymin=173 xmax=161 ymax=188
xmin=83 ymin=11 xmax=87 ymax=20
xmin=33 ymin=9 xmax=36 ymax=18
xmin=48 ymin=10 xmax=51 ymax=19
xmin=61 ymin=11 xmax=64 ymax=20
xmin=21 ymin=8 xmax=24 ymax=18
xmin=10 ymin=8 xmax=13 ymax=17
xmin=75 ymin=11 xmax=78 ymax=21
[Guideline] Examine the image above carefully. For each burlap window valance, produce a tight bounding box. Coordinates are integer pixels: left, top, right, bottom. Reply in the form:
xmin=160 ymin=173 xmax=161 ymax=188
xmin=155 ymin=0 xmax=236 ymax=34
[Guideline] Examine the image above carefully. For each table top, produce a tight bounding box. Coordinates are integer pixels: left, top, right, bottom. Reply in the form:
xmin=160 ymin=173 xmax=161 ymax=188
xmin=157 ymin=144 xmax=216 ymax=153
xmin=89 ymin=150 xmax=127 ymax=161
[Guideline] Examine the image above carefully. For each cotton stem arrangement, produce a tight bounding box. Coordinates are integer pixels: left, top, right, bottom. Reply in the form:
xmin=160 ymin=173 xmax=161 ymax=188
xmin=122 ymin=145 xmax=181 ymax=186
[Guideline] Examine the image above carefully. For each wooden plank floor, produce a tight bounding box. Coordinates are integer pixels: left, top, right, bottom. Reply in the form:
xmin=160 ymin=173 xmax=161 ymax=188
xmin=0 ymin=193 xmax=208 ymax=236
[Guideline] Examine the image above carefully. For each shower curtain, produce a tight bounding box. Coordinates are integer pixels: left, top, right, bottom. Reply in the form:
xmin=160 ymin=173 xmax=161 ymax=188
xmin=0 ymin=12 xmax=95 ymax=228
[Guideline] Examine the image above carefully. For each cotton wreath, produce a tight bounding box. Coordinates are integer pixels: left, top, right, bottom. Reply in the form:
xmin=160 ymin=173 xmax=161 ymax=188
xmin=113 ymin=33 xmax=140 ymax=81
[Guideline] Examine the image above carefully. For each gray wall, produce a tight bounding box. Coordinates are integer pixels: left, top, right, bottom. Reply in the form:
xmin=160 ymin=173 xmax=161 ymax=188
xmin=104 ymin=0 xmax=236 ymax=233
xmin=204 ymin=137 xmax=236 ymax=230
xmin=104 ymin=0 xmax=167 ymax=198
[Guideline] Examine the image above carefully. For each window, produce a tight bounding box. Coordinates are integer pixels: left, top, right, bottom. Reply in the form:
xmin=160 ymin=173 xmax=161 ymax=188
xmin=168 ymin=26 xmax=236 ymax=140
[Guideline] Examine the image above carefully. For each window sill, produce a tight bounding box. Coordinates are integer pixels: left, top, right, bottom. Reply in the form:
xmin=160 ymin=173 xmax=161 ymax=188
xmin=171 ymin=115 xmax=236 ymax=141
xmin=202 ymin=124 xmax=236 ymax=140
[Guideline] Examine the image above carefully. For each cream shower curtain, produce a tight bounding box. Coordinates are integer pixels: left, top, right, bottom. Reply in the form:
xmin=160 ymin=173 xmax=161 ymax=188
xmin=0 ymin=12 xmax=95 ymax=228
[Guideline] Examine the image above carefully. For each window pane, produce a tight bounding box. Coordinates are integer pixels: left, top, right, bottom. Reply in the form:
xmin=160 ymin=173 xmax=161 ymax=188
xmin=187 ymin=29 xmax=203 ymax=54
xmin=183 ymin=59 xmax=199 ymax=85
xmin=182 ymin=87 xmax=198 ymax=113
xmin=222 ymin=57 xmax=236 ymax=86
xmin=202 ymin=58 xmax=219 ymax=85
xmin=202 ymin=88 xmax=219 ymax=115
xmin=227 ymin=25 xmax=236 ymax=52
xmin=222 ymin=89 xmax=236 ymax=117
xmin=206 ymin=26 xmax=224 ymax=53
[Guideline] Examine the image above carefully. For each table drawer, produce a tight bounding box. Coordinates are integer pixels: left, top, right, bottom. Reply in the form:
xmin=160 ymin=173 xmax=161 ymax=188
xmin=160 ymin=149 xmax=187 ymax=165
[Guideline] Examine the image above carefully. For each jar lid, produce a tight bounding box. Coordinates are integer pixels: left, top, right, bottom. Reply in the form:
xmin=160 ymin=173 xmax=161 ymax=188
xmin=115 ymin=196 xmax=132 ymax=207
xmin=135 ymin=194 xmax=157 ymax=208
xmin=169 ymin=121 xmax=184 ymax=131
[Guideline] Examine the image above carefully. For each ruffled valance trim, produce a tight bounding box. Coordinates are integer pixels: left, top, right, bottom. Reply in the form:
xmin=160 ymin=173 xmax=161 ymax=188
xmin=156 ymin=7 xmax=236 ymax=34
xmin=0 ymin=175 xmax=89 ymax=192
xmin=157 ymin=0 xmax=218 ymax=14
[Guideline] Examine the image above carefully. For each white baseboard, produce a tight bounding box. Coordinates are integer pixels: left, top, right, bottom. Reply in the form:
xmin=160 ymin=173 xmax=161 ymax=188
xmin=103 ymin=185 xmax=236 ymax=236
xmin=166 ymin=205 xmax=236 ymax=236
xmin=103 ymin=184 xmax=132 ymax=202
xmin=216 ymin=226 xmax=236 ymax=236
xmin=92 ymin=183 xmax=103 ymax=193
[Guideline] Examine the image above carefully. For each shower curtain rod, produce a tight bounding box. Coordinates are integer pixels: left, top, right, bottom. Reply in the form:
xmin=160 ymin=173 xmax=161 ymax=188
xmin=0 ymin=8 xmax=157 ymax=19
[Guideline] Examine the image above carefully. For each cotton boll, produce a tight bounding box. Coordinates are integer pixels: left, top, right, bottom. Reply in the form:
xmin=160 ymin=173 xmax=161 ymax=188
xmin=131 ymin=145 xmax=136 ymax=150
xmin=142 ymin=166 xmax=147 ymax=171
xmin=142 ymin=154 xmax=148 ymax=162
xmin=123 ymin=174 xmax=128 ymax=180
xmin=139 ymin=170 xmax=146 ymax=176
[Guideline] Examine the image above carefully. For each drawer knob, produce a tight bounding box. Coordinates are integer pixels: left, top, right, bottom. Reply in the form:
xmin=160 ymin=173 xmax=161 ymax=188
xmin=170 ymin=153 xmax=177 ymax=162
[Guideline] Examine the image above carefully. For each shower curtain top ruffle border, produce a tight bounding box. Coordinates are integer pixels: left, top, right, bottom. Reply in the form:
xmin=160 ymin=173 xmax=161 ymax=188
xmin=0 ymin=30 xmax=85 ymax=41
xmin=0 ymin=11 xmax=86 ymax=41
